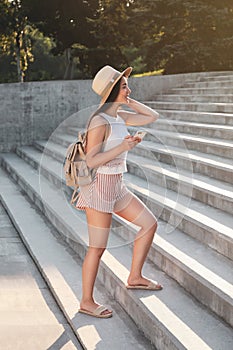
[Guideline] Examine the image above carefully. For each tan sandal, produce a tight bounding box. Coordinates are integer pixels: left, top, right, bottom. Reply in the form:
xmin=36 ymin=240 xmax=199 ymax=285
xmin=78 ymin=305 xmax=113 ymax=318
xmin=126 ymin=281 xmax=163 ymax=291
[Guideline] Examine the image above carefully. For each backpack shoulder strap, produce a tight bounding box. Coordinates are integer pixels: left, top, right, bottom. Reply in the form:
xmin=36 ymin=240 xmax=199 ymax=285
xmin=84 ymin=112 xmax=110 ymax=146
xmin=98 ymin=113 xmax=110 ymax=141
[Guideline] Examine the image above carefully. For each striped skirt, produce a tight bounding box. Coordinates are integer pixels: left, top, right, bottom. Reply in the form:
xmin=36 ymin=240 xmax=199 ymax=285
xmin=76 ymin=173 xmax=130 ymax=213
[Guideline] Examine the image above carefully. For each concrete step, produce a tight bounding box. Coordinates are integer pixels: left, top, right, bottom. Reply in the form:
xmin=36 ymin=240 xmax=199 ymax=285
xmin=0 ymin=168 xmax=156 ymax=350
xmin=126 ymin=173 xmax=233 ymax=261
xmin=153 ymin=110 xmax=233 ymax=126
xmin=113 ymin=214 xmax=233 ymax=330
xmin=28 ymin=137 xmax=233 ymax=215
xmin=48 ymin=129 xmax=233 ymax=186
xmin=143 ymin=128 xmax=233 ymax=159
xmin=170 ymin=87 xmax=233 ymax=96
xmin=184 ymin=80 xmax=233 ymax=89
xmin=150 ymin=119 xmax=233 ymax=141
xmin=33 ymin=135 xmax=232 ymax=230
xmin=56 ymin=127 xmax=233 ymax=162
xmin=60 ymin=128 xmax=233 ymax=184
xmin=36 ymin=134 xmax=232 ymax=213
xmin=144 ymin=101 xmax=233 ymax=113
xmin=18 ymin=142 xmax=233 ymax=261
xmin=66 ymin=120 xmax=233 ymax=142
xmin=126 ymin=153 xmax=233 ymax=216
xmin=183 ymin=72 xmax=233 ymax=84
xmin=16 ymin=143 xmax=233 ymax=231
xmin=6 ymin=146 xmax=233 ymax=324
xmin=184 ymin=77 xmax=233 ymax=85
xmin=127 ymin=126 xmax=233 ymax=160
xmin=132 ymin=139 xmax=233 ymax=185
xmin=16 ymin=143 xmax=233 ymax=260
xmin=197 ymin=74 xmax=233 ymax=82
xmin=0 ymin=201 xmax=83 ymax=350
xmin=19 ymin=142 xmax=233 ymax=255
xmin=1 ymin=156 xmax=233 ymax=350
xmin=55 ymin=128 xmax=233 ymax=172
xmin=154 ymin=94 xmax=233 ymax=103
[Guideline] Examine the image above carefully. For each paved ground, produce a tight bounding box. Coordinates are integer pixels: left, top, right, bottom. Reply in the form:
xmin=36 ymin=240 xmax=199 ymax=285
xmin=0 ymin=202 xmax=82 ymax=350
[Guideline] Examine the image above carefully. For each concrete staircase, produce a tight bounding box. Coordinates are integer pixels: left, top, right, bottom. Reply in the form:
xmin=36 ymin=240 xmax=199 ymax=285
xmin=1 ymin=72 xmax=233 ymax=350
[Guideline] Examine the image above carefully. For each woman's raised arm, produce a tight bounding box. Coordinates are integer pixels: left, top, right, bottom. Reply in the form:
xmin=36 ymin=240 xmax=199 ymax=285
xmin=119 ymin=98 xmax=159 ymax=126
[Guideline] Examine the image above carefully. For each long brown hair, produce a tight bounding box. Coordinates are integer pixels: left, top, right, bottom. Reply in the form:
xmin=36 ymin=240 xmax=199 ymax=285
xmin=92 ymin=76 xmax=122 ymax=117
xmin=85 ymin=76 xmax=123 ymax=144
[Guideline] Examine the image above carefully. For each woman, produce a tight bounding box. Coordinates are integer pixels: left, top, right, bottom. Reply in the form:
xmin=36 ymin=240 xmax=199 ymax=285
xmin=77 ymin=65 xmax=162 ymax=319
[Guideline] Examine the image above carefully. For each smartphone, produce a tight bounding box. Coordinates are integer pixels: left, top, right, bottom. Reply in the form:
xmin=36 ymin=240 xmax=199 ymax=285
xmin=134 ymin=130 xmax=147 ymax=140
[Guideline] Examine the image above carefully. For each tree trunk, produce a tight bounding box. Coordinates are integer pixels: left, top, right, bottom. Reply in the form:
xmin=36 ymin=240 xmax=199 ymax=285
xmin=16 ymin=32 xmax=24 ymax=82
xmin=64 ymin=48 xmax=74 ymax=80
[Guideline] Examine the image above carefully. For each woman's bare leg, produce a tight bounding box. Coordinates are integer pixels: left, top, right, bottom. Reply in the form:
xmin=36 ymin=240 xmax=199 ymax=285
xmin=80 ymin=208 xmax=112 ymax=315
xmin=115 ymin=193 xmax=162 ymax=287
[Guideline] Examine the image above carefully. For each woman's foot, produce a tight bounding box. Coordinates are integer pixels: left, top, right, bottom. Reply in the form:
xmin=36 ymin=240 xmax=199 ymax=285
xmin=79 ymin=301 xmax=112 ymax=317
xmin=127 ymin=276 xmax=163 ymax=290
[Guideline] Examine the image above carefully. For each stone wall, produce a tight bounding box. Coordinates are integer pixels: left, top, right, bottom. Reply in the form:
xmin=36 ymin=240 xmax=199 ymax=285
xmin=0 ymin=80 xmax=98 ymax=152
xmin=0 ymin=71 xmax=225 ymax=152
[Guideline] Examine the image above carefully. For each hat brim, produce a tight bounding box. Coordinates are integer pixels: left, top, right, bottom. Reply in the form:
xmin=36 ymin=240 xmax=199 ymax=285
xmin=100 ymin=66 xmax=132 ymax=105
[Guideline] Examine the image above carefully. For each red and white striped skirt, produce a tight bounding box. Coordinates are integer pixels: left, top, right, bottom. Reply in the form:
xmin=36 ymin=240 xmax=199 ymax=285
xmin=76 ymin=173 xmax=130 ymax=213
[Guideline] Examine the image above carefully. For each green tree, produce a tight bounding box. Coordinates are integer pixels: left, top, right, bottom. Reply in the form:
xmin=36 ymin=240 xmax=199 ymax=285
xmin=1 ymin=0 xmax=232 ymax=82
xmin=86 ymin=0 xmax=139 ymax=75
xmin=25 ymin=29 xmax=66 ymax=81
xmin=0 ymin=0 xmax=33 ymax=82
xmin=21 ymin=0 xmax=99 ymax=78
xmin=127 ymin=0 xmax=233 ymax=73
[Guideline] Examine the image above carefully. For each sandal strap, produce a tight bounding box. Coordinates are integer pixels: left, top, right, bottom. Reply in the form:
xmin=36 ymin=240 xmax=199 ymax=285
xmin=94 ymin=305 xmax=108 ymax=315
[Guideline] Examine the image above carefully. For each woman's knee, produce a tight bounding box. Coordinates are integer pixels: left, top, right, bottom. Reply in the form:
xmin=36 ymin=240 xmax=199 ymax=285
xmin=88 ymin=246 xmax=106 ymax=259
xmin=142 ymin=213 xmax=157 ymax=233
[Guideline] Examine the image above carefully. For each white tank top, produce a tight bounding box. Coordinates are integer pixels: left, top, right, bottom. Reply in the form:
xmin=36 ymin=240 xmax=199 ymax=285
xmin=97 ymin=113 xmax=129 ymax=174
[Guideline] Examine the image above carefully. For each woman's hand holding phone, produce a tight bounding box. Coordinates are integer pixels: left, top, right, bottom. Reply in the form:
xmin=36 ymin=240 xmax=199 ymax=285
xmin=133 ymin=130 xmax=147 ymax=140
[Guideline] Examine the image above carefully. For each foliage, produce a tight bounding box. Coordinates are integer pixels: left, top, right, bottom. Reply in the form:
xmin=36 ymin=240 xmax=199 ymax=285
xmin=0 ymin=0 xmax=34 ymax=81
xmin=0 ymin=29 xmax=62 ymax=82
xmin=128 ymin=0 xmax=233 ymax=73
xmin=25 ymin=29 xmax=66 ymax=81
xmin=21 ymin=0 xmax=99 ymax=78
xmin=0 ymin=0 xmax=232 ymax=82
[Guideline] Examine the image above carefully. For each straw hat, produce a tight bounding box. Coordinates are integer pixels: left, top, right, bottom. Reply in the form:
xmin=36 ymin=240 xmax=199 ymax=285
xmin=92 ymin=65 xmax=132 ymax=105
